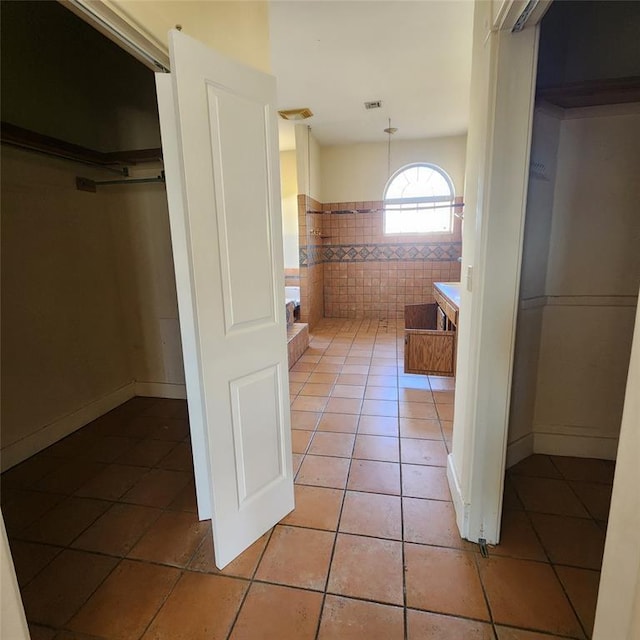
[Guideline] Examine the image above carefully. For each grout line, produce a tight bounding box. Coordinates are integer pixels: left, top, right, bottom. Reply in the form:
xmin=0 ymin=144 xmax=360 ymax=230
xmin=518 ymin=494 xmax=592 ymax=640
xmin=224 ymin=525 xmax=276 ymax=640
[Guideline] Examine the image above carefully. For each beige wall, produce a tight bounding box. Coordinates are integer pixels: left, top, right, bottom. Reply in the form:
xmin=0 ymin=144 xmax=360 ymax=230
xmin=113 ymin=0 xmax=271 ymax=72
xmin=280 ymin=150 xmax=299 ymax=269
xmin=0 ymin=152 xmax=184 ymax=471
xmin=508 ymin=103 xmax=640 ymax=463
xmin=106 ymin=167 xmax=185 ymax=396
xmin=0 ymin=148 xmax=134 ymax=468
xmin=320 ymin=135 xmax=467 ymax=203
xmin=507 ymin=106 xmax=561 ymax=461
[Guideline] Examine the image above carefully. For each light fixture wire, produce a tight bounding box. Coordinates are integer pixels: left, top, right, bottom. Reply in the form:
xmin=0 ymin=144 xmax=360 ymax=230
xmin=384 ymin=118 xmax=398 ymax=180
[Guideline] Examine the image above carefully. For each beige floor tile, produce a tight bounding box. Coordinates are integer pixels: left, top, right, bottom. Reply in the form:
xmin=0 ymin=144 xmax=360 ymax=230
xmin=569 ymin=481 xmax=613 ymax=521
xmin=325 ymin=397 xmax=363 ymax=415
xmin=291 ymin=429 xmax=313 ymax=454
xmin=318 ymin=595 xmax=404 ymax=640
xmin=72 ymin=503 xmax=162 ymax=556
xmin=495 ymin=627 xmax=570 ymax=640
xmin=405 ymin=544 xmax=489 ymax=620
xmin=291 ymin=395 xmax=329 ymax=413
xmin=435 ymin=403 xmax=454 ymax=421
xmin=128 ymin=511 xmax=209 ymax=567
xmin=290 ymin=411 xmax=321 ymax=430
xmin=308 ymin=432 xmax=356 ymax=457
xmin=296 ymin=455 xmax=350 ymax=489
xmin=328 ymin=534 xmax=403 ymax=605
xmin=402 ymin=464 xmax=451 ymax=501
xmin=8 ymin=540 xmax=61 ymax=588
xmin=555 ymin=566 xmax=600 ymax=637
xmin=478 ymin=556 xmax=583 ymax=637
xmin=510 ymin=475 xmax=590 ymax=518
xmin=281 ymin=485 xmax=343 ymax=530
xmin=348 ymin=459 xmax=400 ymax=495
xmin=331 ymin=384 xmax=365 ymax=399
xmin=121 ymin=468 xmax=192 ymax=509
xmin=403 ymin=498 xmax=469 ymax=549
xmin=400 ymin=438 xmax=448 ymax=466
xmin=406 ymin=609 xmax=494 ymax=640
xmin=21 ymin=549 xmax=117 ymax=628
xmin=339 ymin=491 xmax=402 ymax=539
xmin=489 ymin=510 xmax=547 ymax=562
xmin=357 ymin=415 xmax=399 ymax=436
xmin=141 ymin=572 xmax=248 ymax=640
xmin=307 ymin=372 xmax=339 ymax=384
xmin=364 ymin=386 xmax=399 ymax=401
xmin=399 ymin=418 xmax=442 ymax=440
xmin=317 ymin=412 xmax=359 ymax=433
xmin=361 ymin=399 xmax=399 ymax=417
xmin=68 ymin=559 xmax=180 ymax=639
xmin=20 ymin=496 xmax=110 ymax=547
xmin=337 ymin=373 xmax=368 ymax=386
xmin=399 ymin=388 xmax=434 ymax=403
xmin=353 ymin=434 xmax=399 ymax=462
xmin=189 ymin=531 xmax=269 ymax=579
xmin=398 ymin=376 xmax=430 ymax=390
xmin=255 ymin=525 xmax=334 ymax=590
xmin=431 ymin=390 xmax=454 ymax=404
xmin=230 ymin=583 xmax=323 ymax=640
xmin=530 ymin=513 xmax=605 ymax=570
xmin=300 ymin=383 xmax=333 ymax=397
xmin=399 ymin=402 xmax=438 ymax=420
xmin=552 ymin=457 xmax=615 ymax=484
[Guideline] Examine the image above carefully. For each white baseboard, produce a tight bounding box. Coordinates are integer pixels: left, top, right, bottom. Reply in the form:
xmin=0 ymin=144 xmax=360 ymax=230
xmin=505 ymin=433 xmax=534 ymax=468
xmin=446 ymin=453 xmax=470 ymax=539
xmin=134 ymin=382 xmax=187 ymax=399
xmin=0 ymin=382 xmax=136 ymax=472
xmin=534 ymin=432 xmax=619 ymax=460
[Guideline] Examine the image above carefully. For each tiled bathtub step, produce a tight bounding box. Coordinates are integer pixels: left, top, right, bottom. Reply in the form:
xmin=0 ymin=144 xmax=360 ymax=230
xmin=288 ymin=323 xmax=309 ymax=369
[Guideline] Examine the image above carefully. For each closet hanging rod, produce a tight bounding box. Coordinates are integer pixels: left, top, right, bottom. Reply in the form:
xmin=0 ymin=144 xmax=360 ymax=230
xmin=2 ymin=123 xmax=163 ymax=174
xmin=76 ymin=173 xmax=165 ymax=193
xmin=2 ymin=140 xmax=126 ymax=176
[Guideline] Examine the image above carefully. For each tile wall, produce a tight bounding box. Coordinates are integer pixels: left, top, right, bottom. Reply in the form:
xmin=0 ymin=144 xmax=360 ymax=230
xmin=298 ymin=197 xmax=462 ymax=322
xmin=298 ymin=195 xmax=325 ymax=327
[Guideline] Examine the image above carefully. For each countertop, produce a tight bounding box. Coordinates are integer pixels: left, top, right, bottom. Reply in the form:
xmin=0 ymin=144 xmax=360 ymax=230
xmin=434 ymin=282 xmax=461 ymax=311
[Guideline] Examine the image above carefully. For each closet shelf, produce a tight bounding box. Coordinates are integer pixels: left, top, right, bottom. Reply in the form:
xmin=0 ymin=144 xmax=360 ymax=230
xmin=1 ymin=121 xmax=163 ymax=174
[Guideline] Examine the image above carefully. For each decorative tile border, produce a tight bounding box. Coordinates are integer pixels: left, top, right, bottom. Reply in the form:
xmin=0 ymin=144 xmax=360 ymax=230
xmin=299 ymin=244 xmax=325 ymax=267
xmin=300 ymin=242 xmax=461 ymax=266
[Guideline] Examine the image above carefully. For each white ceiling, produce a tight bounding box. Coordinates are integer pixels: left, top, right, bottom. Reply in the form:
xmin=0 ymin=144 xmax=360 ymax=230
xmin=269 ymin=1 xmax=474 ymax=151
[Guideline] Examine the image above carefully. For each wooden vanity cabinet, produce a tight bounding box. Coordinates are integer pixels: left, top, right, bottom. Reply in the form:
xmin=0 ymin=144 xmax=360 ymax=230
xmin=404 ymin=303 xmax=456 ymax=376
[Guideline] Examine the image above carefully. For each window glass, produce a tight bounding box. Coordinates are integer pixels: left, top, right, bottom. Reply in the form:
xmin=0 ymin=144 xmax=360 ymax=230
xmin=384 ymin=164 xmax=454 ymax=234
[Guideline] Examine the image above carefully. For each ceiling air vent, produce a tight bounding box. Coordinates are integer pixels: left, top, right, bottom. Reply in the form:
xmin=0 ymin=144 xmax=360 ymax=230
xmin=364 ymin=100 xmax=382 ymax=110
xmin=278 ymin=108 xmax=313 ymax=121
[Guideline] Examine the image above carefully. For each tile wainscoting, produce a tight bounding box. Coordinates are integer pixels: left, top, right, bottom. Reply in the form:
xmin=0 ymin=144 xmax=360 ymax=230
xmin=298 ymin=196 xmax=462 ymax=323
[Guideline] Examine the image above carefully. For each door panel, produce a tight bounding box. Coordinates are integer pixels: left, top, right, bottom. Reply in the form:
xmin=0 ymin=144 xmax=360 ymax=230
xmin=157 ymin=30 xmax=294 ymax=569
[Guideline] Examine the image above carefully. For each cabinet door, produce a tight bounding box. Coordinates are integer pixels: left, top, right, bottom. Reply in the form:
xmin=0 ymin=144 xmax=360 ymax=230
xmin=404 ymin=329 xmax=455 ymax=376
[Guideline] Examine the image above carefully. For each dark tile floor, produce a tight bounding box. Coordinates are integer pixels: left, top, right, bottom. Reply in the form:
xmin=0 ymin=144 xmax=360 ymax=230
xmin=1 ymin=319 xmax=613 ymax=639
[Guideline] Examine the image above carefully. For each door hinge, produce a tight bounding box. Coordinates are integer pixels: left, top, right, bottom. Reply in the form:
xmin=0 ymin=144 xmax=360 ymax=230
xmin=478 ymin=538 xmax=489 ymax=558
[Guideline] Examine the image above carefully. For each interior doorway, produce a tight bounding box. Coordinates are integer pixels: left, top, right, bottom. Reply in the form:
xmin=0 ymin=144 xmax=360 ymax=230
xmin=504 ymin=2 xmax=640 ymax=636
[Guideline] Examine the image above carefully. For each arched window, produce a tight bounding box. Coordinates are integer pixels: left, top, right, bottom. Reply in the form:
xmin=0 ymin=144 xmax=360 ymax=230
xmin=384 ymin=163 xmax=455 ymax=234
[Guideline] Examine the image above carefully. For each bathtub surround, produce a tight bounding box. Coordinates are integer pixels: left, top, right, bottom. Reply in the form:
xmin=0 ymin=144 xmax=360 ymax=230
xmin=298 ymin=196 xmax=462 ymax=324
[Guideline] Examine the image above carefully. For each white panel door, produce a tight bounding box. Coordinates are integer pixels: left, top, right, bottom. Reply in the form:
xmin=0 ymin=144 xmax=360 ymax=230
xmin=156 ymin=30 xmax=293 ymax=568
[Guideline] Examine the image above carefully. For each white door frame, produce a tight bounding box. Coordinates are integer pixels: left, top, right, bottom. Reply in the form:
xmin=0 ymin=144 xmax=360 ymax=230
xmin=447 ymin=0 xmax=542 ymax=546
